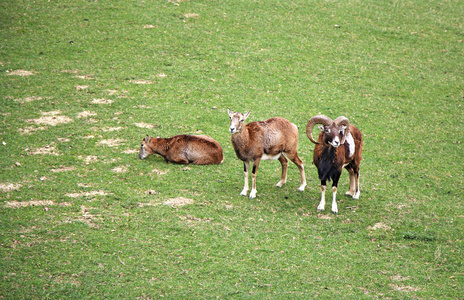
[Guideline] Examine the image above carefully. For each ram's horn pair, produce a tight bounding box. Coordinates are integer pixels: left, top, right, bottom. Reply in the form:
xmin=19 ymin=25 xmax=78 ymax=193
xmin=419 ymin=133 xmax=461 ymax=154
xmin=306 ymin=115 xmax=351 ymax=145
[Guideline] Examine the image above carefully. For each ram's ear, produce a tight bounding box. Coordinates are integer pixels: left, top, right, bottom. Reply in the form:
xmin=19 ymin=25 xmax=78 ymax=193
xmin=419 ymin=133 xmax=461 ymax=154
xmin=317 ymin=125 xmax=325 ymax=131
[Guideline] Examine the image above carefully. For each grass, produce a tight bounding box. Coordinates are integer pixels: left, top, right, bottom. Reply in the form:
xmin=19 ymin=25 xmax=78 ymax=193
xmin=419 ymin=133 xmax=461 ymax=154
xmin=1 ymin=0 xmax=463 ymax=298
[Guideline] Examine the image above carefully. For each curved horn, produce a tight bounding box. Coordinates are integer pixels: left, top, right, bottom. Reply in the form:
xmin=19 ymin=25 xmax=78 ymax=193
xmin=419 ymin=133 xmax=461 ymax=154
xmin=334 ymin=116 xmax=350 ymax=144
xmin=306 ymin=115 xmax=333 ymax=144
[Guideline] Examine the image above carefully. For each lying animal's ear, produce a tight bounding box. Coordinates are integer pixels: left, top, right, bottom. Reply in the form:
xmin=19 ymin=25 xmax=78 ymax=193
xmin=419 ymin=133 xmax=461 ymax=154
xmin=145 ymin=135 xmax=149 ymax=143
xmin=244 ymin=110 xmax=251 ymax=120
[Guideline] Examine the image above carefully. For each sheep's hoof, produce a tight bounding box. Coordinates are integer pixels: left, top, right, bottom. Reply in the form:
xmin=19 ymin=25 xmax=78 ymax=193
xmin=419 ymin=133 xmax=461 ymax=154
xmin=249 ymin=190 xmax=257 ymax=199
xmin=345 ymin=191 xmax=354 ymax=198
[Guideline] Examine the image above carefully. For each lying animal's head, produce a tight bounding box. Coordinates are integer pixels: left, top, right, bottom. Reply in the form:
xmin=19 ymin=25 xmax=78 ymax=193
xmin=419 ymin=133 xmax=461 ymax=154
xmin=306 ymin=115 xmax=351 ymax=148
xmin=227 ymin=108 xmax=250 ymax=134
xmin=139 ymin=135 xmax=154 ymax=159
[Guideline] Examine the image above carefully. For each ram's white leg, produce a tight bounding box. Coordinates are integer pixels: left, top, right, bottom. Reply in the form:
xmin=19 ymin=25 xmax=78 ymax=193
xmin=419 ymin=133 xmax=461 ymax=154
xmin=353 ymin=172 xmax=360 ymax=199
xmin=331 ymin=186 xmax=338 ymax=214
xmin=345 ymin=169 xmax=356 ymax=197
xmin=240 ymin=162 xmax=249 ymax=197
xmin=317 ymin=185 xmax=326 ymax=212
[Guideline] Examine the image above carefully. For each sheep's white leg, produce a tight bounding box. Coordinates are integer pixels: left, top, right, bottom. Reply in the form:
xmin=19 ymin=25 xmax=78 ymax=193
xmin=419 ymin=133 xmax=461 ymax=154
xmin=249 ymin=160 xmax=261 ymax=199
xmin=331 ymin=186 xmax=338 ymax=214
xmin=240 ymin=162 xmax=249 ymax=197
xmin=317 ymin=185 xmax=326 ymax=212
xmin=346 ymin=170 xmax=356 ymax=198
xmin=276 ymin=155 xmax=288 ymax=187
xmin=298 ymin=165 xmax=306 ymax=191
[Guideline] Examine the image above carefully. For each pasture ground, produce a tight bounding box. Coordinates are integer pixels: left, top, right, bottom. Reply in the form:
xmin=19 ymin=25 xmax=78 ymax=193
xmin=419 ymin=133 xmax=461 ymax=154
xmin=1 ymin=0 xmax=463 ymax=298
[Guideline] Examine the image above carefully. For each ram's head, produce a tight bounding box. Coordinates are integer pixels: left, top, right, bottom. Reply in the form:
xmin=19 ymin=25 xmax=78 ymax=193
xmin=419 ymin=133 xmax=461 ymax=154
xmin=306 ymin=115 xmax=351 ymax=148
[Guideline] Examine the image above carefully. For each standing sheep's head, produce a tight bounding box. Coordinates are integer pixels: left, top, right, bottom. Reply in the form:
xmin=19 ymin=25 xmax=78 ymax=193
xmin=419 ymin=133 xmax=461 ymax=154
xmin=227 ymin=108 xmax=250 ymax=134
xmin=306 ymin=115 xmax=350 ymax=148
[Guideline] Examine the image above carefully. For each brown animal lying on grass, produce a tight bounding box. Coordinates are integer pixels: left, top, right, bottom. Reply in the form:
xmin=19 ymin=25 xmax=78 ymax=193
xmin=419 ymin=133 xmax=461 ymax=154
xmin=138 ymin=135 xmax=224 ymax=165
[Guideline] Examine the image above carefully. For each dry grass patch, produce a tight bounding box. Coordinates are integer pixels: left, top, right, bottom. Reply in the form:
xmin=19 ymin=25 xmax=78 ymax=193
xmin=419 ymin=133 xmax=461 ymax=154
xmin=5 ymin=200 xmax=71 ymax=208
xmin=0 ymin=183 xmax=22 ymax=192
xmin=18 ymin=126 xmax=47 ymax=135
xmin=51 ymin=166 xmax=75 ymax=172
xmin=31 ymin=145 xmax=60 ymax=156
xmin=101 ymin=127 xmax=123 ymax=132
xmin=153 ymin=169 xmax=169 ymax=175
xmin=163 ymin=197 xmax=194 ymax=207
xmin=61 ymin=69 xmax=79 ymax=74
xmin=123 ymin=149 xmax=138 ymax=154
xmin=368 ymin=222 xmax=392 ymax=231
xmin=130 ymin=79 xmax=155 ymax=84
xmin=27 ymin=111 xmax=73 ymax=126
xmin=14 ymin=96 xmax=43 ymax=103
xmin=7 ymin=69 xmax=34 ymax=76
xmin=75 ymin=85 xmax=88 ymax=90
xmin=98 ymin=139 xmax=125 ymax=147
xmin=134 ymin=122 xmax=155 ymax=129
xmin=79 ymin=205 xmax=100 ymax=228
xmin=79 ymin=155 xmax=98 ymax=164
xmin=77 ymin=111 xmax=97 ymax=118
xmin=65 ymin=190 xmax=110 ymax=198
xmin=183 ymin=13 xmax=199 ymax=18
xmin=75 ymin=75 xmax=94 ymax=80
xmin=92 ymin=98 xmax=113 ymax=104
xmin=111 ymin=166 xmax=128 ymax=173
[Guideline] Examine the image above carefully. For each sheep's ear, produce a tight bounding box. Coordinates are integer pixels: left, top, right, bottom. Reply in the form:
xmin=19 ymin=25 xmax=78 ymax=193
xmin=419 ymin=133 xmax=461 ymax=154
xmin=145 ymin=135 xmax=150 ymax=143
xmin=244 ymin=110 xmax=251 ymax=120
xmin=227 ymin=108 xmax=233 ymax=118
xmin=317 ymin=125 xmax=325 ymax=131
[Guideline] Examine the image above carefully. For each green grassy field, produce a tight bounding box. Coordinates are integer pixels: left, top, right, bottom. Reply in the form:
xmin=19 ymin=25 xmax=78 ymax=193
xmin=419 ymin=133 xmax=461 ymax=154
xmin=1 ymin=0 xmax=463 ymax=298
